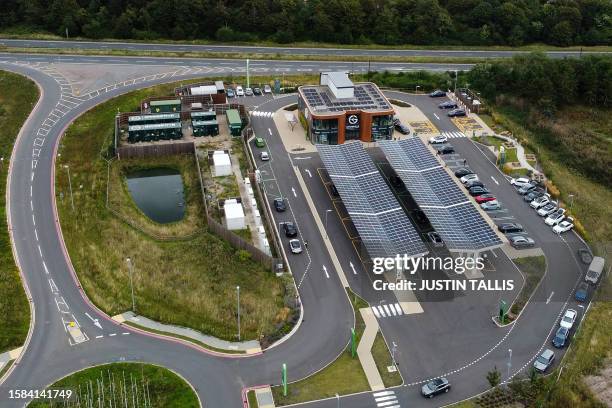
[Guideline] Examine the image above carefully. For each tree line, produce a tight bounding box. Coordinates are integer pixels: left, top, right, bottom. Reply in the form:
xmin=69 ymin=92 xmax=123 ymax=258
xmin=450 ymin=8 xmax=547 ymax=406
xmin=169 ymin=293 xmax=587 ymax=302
xmin=1 ymin=0 xmax=611 ymax=47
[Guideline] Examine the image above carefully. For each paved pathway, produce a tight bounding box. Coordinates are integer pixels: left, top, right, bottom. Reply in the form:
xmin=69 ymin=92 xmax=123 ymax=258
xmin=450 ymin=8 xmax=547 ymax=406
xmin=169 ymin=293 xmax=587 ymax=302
xmin=357 ymin=308 xmax=385 ymax=391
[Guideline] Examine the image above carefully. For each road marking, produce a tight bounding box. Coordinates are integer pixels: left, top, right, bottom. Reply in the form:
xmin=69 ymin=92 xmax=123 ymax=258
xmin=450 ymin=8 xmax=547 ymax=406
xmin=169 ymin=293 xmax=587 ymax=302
xmin=30 ymin=185 xmax=33 ymax=197
xmin=349 ymin=262 xmax=357 ymax=275
xmin=109 ymin=333 xmax=117 ymax=337
xmin=383 ymin=304 xmax=392 ymax=316
xmin=546 ymin=291 xmax=555 ymax=304
xmin=268 ymin=127 xmax=272 ymax=136
xmin=434 ymin=113 xmax=440 ymax=120
xmin=85 ymin=312 xmax=103 ymax=330
xmin=122 ymin=332 xmax=130 ymax=335
xmin=491 ymin=176 xmax=499 ymax=185
xmin=37 ymin=245 xmax=42 ymax=257
xmin=48 ymin=278 xmax=58 ymax=293
xmin=305 ymin=169 xmax=312 ymax=178
xmin=95 ymin=335 xmax=103 ymax=339
xmin=32 ymin=214 xmax=35 ymax=226
xmin=322 ymin=265 xmax=330 ymax=279
xmin=373 ymin=390 xmax=399 ymax=407
xmin=42 ymin=261 xmax=49 ymax=274
xmin=34 ymin=229 xmax=39 ymax=241
xmin=30 ymin=200 xmax=33 ymax=211
xmin=293 ymin=156 xmax=311 ymax=160
xmin=291 ymin=187 xmax=297 ymax=197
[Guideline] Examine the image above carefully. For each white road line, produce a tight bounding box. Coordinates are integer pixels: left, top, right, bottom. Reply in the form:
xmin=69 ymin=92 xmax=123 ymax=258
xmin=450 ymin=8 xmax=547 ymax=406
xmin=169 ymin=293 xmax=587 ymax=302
xmin=491 ymin=176 xmax=499 ymax=185
xmin=122 ymin=332 xmax=130 ymax=335
xmin=546 ymin=291 xmax=555 ymax=304
xmin=389 ymin=305 xmax=397 ymax=316
xmin=30 ymin=200 xmax=33 ymax=211
xmin=305 ymin=169 xmax=312 ymax=178
xmin=394 ymin=303 xmax=403 ymax=315
xmin=377 ymin=305 xmax=387 ymax=317
xmin=268 ymin=127 xmax=272 ymax=136
xmin=96 ymin=335 xmax=103 ymax=339
xmin=433 ymin=113 xmax=440 ymax=120
xmin=373 ymin=391 xmax=394 ymax=397
xmin=322 ymin=265 xmax=330 ymax=279
xmin=42 ymin=261 xmax=49 ymax=274
xmin=376 ymin=400 xmax=399 ymax=407
xmin=34 ymin=229 xmax=39 ymax=241
xmin=109 ymin=333 xmax=117 ymax=337
xmin=38 ymin=245 xmax=42 ymax=257
xmin=375 ymin=395 xmax=397 ymax=402
xmin=382 ymin=304 xmax=391 ymax=316
xmin=371 ymin=307 xmax=381 ymax=318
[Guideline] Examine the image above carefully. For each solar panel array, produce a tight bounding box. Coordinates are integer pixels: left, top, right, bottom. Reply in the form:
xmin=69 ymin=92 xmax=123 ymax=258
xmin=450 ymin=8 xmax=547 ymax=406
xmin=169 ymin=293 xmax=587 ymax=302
xmin=379 ymin=139 xmax=502 ymax=251
xmin=317 ymin=142 xmax=427 ymax=260
xmin=302 ymin=83 xmax=391 ymax=114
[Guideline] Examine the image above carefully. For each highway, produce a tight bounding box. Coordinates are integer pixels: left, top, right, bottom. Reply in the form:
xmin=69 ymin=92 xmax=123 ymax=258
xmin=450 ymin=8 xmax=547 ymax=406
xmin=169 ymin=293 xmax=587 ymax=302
xmin=0 ymin=53 xmax=596 ymax=408
xmin=2 ymin=38 xmax=610 ymax=59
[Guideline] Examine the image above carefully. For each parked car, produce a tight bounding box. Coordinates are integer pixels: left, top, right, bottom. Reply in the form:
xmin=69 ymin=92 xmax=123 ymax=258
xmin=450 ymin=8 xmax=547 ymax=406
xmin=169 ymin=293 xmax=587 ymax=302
xmin=429 ymin=90 xmax=446 ymax=97
xmin=435 ymin=144 xmax=455 ymax=155
xmin=553 ymin=217 xmax=574 ymax=234
xmin=421 ymin=377 xmax=450 ymax=398
xmin=475 ymin=194 xmax=497 ymax=204
xmin=469 ymin=186 xmax=490 ymax=196
xmin=283 ymin=222 xmax=298 ymax=237
xmin=289 ymin=239 xmax=303 ymax=254
xmin=454 ymin=167 xmax=473 ymax=178
xmin=429 ymin=135 xmax=448 ymax=144
xmin=447 ymin=108 xmax=466 ymax=117
xmin=263 ymin=84 xmax=272 ymax=94
xmin=560 ymin=309 xmax=578 ymax=330
xmin=255 ymin=137 xmax=265 ymax=148
xmin=498 ymin=223 xmax=524 ymax=233
xmin=544 ymin=208 xmax=566 ymax=226
xmin=461 ymin=174 xmax=479 ymax=184
xmin=523 ymin=190 xmax=547 ymax=202
xmin=226 ymin=88 xmax=235 ymax=98
xmin=575 ymin=282 xmax=589 ymax=302
xmin=537 ymin=203 xmax=557 ymax=217
xmin=481 ymin=200 xmax=502 ymax=211
xmin=427 ymin=232 xmax=444 ymax=247
xmin=235 ymin=85 xmax=245 ymax=96
xmin=438 ymin=101 xmax=458 ymax=109
xmin=533 ymin=349 xmax=555 ymax=372
xmin=553 ymin=326 xmax=570 ymax=348
xmin=273 ymin=198 xmax=286 ymax=212
xmin=394 ymin=122 xmax=411 ymax=135
xmin=510 ymin=235 xmax=535 ymax=249
xmin=260 ymin=151 xmax=270 ymax=161
xmin=510 ymin=177 xmax=531 ymax=187
xmin=253 ymin=87 xmax=262 ymax=95
xmin=518 ymin=182 xmax=538 ymax=195
xmin=465 ymin=180 xmax=485 ymax=189
xmin=585 ymin=256 xmax=605 ymax=284
xmin=530 ymin=196 xmax=550 ymax=209
xmin=245 ymin=87 xmax=254 ymax=96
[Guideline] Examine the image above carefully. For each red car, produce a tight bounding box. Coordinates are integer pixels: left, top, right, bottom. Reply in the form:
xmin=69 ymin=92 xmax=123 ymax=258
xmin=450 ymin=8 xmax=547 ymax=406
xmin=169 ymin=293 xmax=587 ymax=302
xmin=475 ymin=194 xmax=496 ymax=204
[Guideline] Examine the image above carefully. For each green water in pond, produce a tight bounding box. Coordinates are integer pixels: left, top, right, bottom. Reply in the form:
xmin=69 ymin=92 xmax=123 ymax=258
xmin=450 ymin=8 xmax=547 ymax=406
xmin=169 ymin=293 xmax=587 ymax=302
xmin=126 ymin=167 xmax=185 ymax=224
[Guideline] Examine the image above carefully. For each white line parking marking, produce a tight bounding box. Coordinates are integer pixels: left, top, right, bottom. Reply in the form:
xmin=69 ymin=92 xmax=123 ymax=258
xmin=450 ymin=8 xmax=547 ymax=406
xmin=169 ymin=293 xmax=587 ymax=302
xmin=109 ymin=333 xmax=117 ymax=337
xmin=42 ymin=261 xmax=49 ymax=274
xmin=434 ymin=113 xmax=440 ymax=120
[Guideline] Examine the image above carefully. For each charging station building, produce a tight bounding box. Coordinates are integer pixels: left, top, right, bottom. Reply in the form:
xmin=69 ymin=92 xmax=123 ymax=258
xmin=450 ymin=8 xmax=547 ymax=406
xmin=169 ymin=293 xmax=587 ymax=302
xmin=298 ymin=72 xmax=395 ymax=145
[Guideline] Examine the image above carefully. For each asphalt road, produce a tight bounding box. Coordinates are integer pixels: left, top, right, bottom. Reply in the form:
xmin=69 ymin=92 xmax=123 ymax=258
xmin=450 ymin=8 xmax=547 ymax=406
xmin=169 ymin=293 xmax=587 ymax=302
xmin=2 ymin=39 xmax=610 ymax=59
xmin=0 ymin=55 xmax=597 ymax=408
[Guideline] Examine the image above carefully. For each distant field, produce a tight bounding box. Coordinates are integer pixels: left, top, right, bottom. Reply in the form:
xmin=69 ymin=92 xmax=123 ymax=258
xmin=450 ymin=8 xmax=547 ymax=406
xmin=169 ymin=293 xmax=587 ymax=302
xmin=0 ymin=70 xmax=37 ymax=352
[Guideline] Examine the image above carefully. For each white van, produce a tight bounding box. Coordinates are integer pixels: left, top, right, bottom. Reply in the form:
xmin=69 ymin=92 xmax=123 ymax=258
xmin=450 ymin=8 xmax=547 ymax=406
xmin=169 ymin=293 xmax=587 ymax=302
xmin=236 ymin=85 xmax=244 ymax=96
xmin=585 ymin=256 xmax=605 ymax=284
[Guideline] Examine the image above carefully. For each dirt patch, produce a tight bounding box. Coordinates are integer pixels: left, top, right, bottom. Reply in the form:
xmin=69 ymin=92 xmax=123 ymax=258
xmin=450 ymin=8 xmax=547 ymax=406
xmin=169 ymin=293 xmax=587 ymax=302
xmin=584 ymin=360 xmax=612 ymax=407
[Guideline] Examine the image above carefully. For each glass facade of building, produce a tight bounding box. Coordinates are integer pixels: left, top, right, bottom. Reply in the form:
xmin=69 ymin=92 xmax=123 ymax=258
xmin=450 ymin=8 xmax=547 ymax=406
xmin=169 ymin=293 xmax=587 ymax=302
xmin=371 ymin=114 xmax=394 ymax=141
xmin=311 ymin=118 xmax=339 ymax=144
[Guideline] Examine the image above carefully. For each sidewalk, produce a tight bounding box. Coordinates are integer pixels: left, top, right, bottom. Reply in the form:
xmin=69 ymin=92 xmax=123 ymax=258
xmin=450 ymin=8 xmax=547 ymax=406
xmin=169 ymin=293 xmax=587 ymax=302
xmin=114 ymin=312 xmax=261 ymax=354
xmin=357 ymin=308 xmax=385 ymax=391
xmin=0 ymin=347 xmax=22 ymax=374
xmin=272 ymin=109 xmax=317 ymax=154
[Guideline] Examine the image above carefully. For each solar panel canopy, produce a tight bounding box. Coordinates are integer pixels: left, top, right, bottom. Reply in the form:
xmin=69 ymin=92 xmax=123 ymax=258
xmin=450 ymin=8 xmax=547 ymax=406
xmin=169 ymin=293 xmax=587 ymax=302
xmin=379 ymin=138 xmax=502 ymax=251
xmin=317 ymin=142 xmax=427 ymax=260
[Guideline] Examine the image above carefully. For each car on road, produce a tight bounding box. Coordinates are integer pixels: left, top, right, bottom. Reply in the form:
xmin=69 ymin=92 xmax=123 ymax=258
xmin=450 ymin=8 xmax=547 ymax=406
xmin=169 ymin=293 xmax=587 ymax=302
xmin=394 ymin=121 xmax=411 ymax=135
xmin=465 ymin=180 xmax=485 ymax=189
xmin=552 ymin=326 xmax=570 ymax=348
xmin=461 ymin=173 xmax=479 ymax=184
xmin=524 ymin=190 xmax=547 ymax=202
xmin=468 ymin=186 xmax=490 ymax=196
xmin=253 ymin=87 xmax=262 ymax=95
xmin=534 ymin=349 xmax=555 ymax=372
xmin=435 ymin=144 xmax=455 ymax=155
xmin=498 ymin=223 xmax=524 ymax=233
xmin=427 ymin=232 xmax=444 ymax=247
xmin=283 ymin=222 xmax=298 ymax=237
xmin=255 ymin=137 xmax=265 ymax=148
xmin=537 ymin=203 xmax=557 ymax=217
xmin=475 ymin=194 xmax=497 ymax=204
xmin=245 ymin=87 xmax=254 ymax=96
xmin=575 ymin=282 xmax=589 ymax=302
xmin=560 ymin=309 xmax=578 ymax=330
xmin=273 ymin=198 xmax=286 ymax=212
xmin=530 ymin=196 xmax=550 ymax=209
xmin=510 ymin=235 xmax=535 ymax=249
xmin=226 ymin=88 xmax=235 ymax=98
xmin=438 ymin=101 xmax=458 ymax=109
xmin=553 ymin=217 xmax=574 ymax=234
xmin=429 ymin=90 xmax=446 ymax=97
xmin=260 ymin=151 xmax=270 ymax=161
xmin=510 ymin=177 xmax=531 ymax=187
xmin=263 ymin=84 xmax=272 ymax=94
xmin=454 ymin=167 xmax=473 ymax=178
xmin=236 ymin=85 xmax=244 ymax=96
xmin=518 ymin=182 xmax=538 ymax=195
xmin=421 ymin=377 xmax=450 ymax=398
xmin=447 ymin=108 xmax=466 ymax=117
xmin=481 ymin=200 xmax=502 ymax=211
xmin=289 ymin=239 xmax=303 ymax=254
xmin=544 ymin=208 xmax=566 ymax=226
xmin=429 ymin=135 xmax=448 ymax=144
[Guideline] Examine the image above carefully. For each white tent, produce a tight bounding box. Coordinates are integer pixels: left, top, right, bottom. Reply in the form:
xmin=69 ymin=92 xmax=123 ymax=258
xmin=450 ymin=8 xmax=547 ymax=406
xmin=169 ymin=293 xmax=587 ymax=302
xmin=224 ymin=199 xmax=246 ymax=230
xmin=212 ymin=151 xmax=231 ymax=177
xmin=190 ymin=85 xmax=218 ymax=95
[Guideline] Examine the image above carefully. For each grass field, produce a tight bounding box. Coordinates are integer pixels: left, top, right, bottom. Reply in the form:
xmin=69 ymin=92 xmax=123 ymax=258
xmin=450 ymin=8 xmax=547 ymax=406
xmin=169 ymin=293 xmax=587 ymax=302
xmin=509 ymin=256 xmax=546 ymax=318
xmin=0 ymin=70 xmax=37 ymax=353
xmin=28 ymin=363 xmax=199 ymax=408
xmin=372 ymin=331 xmax=402 ymax=387
xmin=55 ymin=77 xmax=297 ymax=343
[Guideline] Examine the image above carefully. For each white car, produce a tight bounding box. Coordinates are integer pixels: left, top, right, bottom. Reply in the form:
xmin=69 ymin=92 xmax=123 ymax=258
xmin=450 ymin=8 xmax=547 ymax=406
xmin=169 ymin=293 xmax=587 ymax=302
xmin=537 ymin=203 xmax=557 ymax=217
xmin=245 ymin=87 xmax=254 ymax=96
xmin=553 ymin=217 xmax=574 ymax=234
xmin=235 ymin=85 xmax=245 ymax=96
xmin=289 ymin=239 xmax=303 ymax=254
xmin=544 ymin=208 xmax=566 ymax=226
xmin=263 ymin=84 xmax=272 ymax=94
xmin=510 ymin=177 xmax=530 ymax=187
xmin=429 ymin=135 xmax=448 ymax=144
xmin=260 ymin=152 xmax=270 ymax=161
xmin=560 ymin=309 xmax=578 ymax=329
xmin=461 ymin=174 xmax=479 ymax=184
xmin=530 ymin=196 xmax=550 ymax=209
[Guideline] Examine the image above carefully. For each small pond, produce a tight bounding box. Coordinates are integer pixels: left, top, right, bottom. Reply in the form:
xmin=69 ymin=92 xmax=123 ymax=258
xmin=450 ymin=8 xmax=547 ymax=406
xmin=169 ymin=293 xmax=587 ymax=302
xmin=126 ymin=167 xmax=185 ymax=224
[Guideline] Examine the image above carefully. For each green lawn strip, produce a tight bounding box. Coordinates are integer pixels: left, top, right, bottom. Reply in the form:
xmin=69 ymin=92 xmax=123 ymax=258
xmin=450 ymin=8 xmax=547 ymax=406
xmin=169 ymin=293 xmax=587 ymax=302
xmin=55 ymin=77 xmax=298 ymax=343
xmin=0 ymin=359 xmax=15 ymax=380
xmin=27 ymin=362 xmax=198 ymax=408
xmin=371 ymin=331 xmax=402 ymax=387
xmin=0 ymin=70 xmax=37 ymax=352
xmin=247 ymin=390 xmax=259 ymax=407
xmin=509 ymin=256 xmax=546 ymax=319
xmin=272 ymin=289 xmax=369 ymax=405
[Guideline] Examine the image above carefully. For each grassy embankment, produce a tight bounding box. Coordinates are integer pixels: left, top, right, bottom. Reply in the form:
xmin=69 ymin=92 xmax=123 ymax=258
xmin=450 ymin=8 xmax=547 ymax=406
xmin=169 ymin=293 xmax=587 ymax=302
xmin=28 ymin=363 xmax=199 ymax=408
xmin=508 ymin=256 xmax=546 ymax=320
xmin=0 ymin=70 xmax=38 ymax=353
xmin=55 ymin=77 xmax=303 ymax=344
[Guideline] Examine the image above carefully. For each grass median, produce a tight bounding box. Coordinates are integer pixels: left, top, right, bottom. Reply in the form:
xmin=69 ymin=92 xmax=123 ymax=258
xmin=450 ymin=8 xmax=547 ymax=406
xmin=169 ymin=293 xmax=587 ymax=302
xmin=55 ymin=77 xmax=297 ymax=344
xmin=0 ymin=70 xmax=38 ymax=353
xmin=28 ymin=362 xmax=198 ymax=408
xmin=508 ymin=256 xmax=546 ymax=320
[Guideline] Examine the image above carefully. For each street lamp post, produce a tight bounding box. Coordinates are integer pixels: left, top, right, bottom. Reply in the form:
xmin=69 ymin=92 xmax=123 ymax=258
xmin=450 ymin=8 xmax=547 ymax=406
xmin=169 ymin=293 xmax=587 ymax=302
xmin=64 ymin=165 xmax=75 ymax=211
xmin=125 ymin=257 xmax=136 ymax=313
xmin=507 ymin=348 xmax=512 ymax=378
xmin=568 ymin=194 xmax=575 ymax=211
xmin=237 ymin=285 xmax=241 ymax=341
xmin=324 ymin=209 xmax=332 ymax=239
xmin=454 ymin=70 xmax=458 ymax=92
xmin=391 ymin=341 xmax=398 ymax=367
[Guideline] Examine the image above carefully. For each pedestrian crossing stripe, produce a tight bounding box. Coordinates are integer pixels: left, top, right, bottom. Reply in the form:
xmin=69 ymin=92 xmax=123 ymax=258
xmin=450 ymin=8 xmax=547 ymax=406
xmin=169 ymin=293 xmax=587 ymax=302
xmin=440 ymin=131 xmax=467 ymax=139
xmin=373 ymin=390 xmax=400 ymax=407
xmin=371 ymin=303 xmax=403 ymax=318
xmin=252 ymin=111 xmax=274 ymax=117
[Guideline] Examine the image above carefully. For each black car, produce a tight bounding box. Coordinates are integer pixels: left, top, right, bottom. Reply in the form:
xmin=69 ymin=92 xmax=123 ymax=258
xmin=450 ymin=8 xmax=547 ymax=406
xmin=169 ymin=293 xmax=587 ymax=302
xmin=498 ymin=223 xmax=524 ymax=233
xmin=394 ymin=122 xmax=410 ymax=135
xmin=421 ymin=377 xmax=450 ymax=398
xmin=253 ymin=87 xmax=262 ymax=95
xmin=447 ymin=108 xmax=467 ymax=117
xmin=274 ymin=198 xmax=286 ymax=212
xmin=454 ymin=167 xmax=473 ymax=178
xmin=468 ymin=186 xmax=490 ymax=196
xmin=465 ymin=180 xmax=485 ymax=189
xmin=435 ymin=144 xmax=455 ymax=155
xmin=552 ymin=326 xmax=570 ymax=348
xmin=518 ymin=182 xmax=538 ymax=195
xmin=330 ymin=183 xmax=339 ymax=197
xmin=524 ymin=190 xmax=545 ymax=202
xmin=389 ymin=174 xmax=404 ymax=188
xmin=283 ymin=222 xmax=298 ymax=237
xmin=438 ymin=101 xmax=458 ymax=109
xmin=429 ymin=90 xmax=446 ymax=97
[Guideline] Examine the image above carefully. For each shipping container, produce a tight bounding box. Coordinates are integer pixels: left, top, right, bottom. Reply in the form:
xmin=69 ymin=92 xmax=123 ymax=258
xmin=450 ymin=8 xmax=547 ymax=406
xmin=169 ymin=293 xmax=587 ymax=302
xmin=192 ymin=119 xmax=219 ymax=137
xmin=150 ymin=99 xmax=181 ymax=113
xmin=225 ymin=109 xmax=243 ymax=136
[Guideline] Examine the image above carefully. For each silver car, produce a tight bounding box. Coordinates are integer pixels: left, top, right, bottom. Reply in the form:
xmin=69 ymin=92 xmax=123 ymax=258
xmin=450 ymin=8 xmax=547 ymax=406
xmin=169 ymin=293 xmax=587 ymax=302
xmin=481 ymin=200 xmax=501 ymax=211
xmin=533 ymin=349 xmax=555 ymax=372
xmin=510 ymin=235 xmax=535 ymax=249
xmin=289 ymin=239 xmax=302 ymax=254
